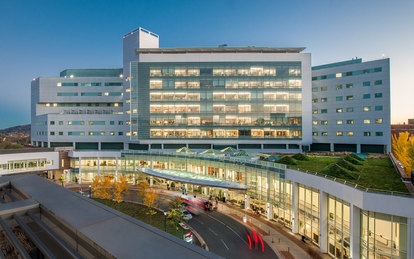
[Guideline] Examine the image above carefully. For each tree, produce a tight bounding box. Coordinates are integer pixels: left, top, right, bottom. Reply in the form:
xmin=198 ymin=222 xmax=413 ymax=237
xmin=407 ymin=137 xmax=414 ymax=175
xmin=167 ymin=196 xmax=188 ymax=230
xmin=100 ymin=176 xmax=113 ymax=200
xmin=91 ymin=176 xmax=103 ymax=198
xmin=392 ymin=132 xmax=412 ymax=176
xmin=112 ymin=176 xmax=129 ymax=203
xmin=137 ymin=181 xmax=149 ymax=202
xmin=143 ymin=189 xmax=159 ymax=224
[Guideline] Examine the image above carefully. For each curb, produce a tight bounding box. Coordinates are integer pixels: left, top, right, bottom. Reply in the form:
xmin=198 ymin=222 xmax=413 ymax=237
xmin=185 ymin=223 xmax=209 ymax=252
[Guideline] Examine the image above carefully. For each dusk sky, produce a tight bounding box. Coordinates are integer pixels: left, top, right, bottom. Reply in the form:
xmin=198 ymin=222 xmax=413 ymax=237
xmin=0 ymin=0 xmax=413 ymax=129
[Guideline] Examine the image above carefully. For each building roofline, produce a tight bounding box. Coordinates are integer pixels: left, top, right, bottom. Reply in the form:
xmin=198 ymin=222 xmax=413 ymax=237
xmin=312 ymin=59 xmax=363 ymax=70
xmin=136 ymin=47 xmax=306 ymax=54
xmin=123 ymin=27 xmax=159 ymax=39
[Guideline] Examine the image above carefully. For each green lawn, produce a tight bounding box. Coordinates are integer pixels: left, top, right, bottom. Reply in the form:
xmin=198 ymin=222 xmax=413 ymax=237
xmin=287 ymin=156 xmax=408 ymax=193
xmin=94 ymin=198 xmax=188 ymax=239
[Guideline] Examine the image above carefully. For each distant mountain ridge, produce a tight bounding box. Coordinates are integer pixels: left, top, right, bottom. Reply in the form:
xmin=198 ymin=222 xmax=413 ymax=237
xmin=0 ymin=124 xmax=31 ymax=136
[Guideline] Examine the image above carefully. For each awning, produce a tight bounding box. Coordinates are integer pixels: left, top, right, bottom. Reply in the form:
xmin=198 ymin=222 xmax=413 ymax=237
xmin=137 ymin=168 xmax=249 ymax=190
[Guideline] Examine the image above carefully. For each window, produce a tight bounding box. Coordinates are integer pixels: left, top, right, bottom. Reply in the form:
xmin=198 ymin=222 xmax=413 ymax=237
xmin=104 ymin=82 xmax=123 ymax=86
xmin=363 ymin=94 xmax=371 ymax=99
xmin=118 ymin=121 xmax=123 ymax=125
xmin=50 ymin=132 xmax=55 ymax=136
xmin=375 ymin=93 xmax=383 ymax=98
xmin=347 ymin=132 xmax=354 ymax=136
xmin=110 ymin=121 xmax=114 ymax=125
xmin=81 ymin=92 xmax=102 ymax=96
xmin=109 ymin=132 xmax=115 ymax=136
xmin=336 ymin=85 xmax=343 ymax=90
xmin=68 ymin=131 xmax=84 ymax=136
xmin=58 ymin=82 xmax=78 ymax=87
xmin=321 ymin=109 xmax=328 ymax=114
xmin=375 ymin=118 xmax=383 ymax=124
xmin=68 ymin=121 xmax=84 ymax=125
xmin=364 ymin=132 xmax=371 ymax=136
xmin=312 ymin=109 xmax=318 ymax=114
xmin=321 ymin=86 xmax=327 ymax=91
xmin=337 ymin=132 xmax=343 ymax=136
xmin=312 ymin=98 xmax=318 ymax=103
xmin=321 ymin=98 xmax=327 ymax=102
xmin=337 ymin=120 xmax=343 ymax=125
xmin=58 ymin=121 xmax=63 ymax=125
xmin=118 ymin=132 xmax=123 ymax=136
xmin=57 ymin=92 xmax=78 ymax=96
xmin=88 ymin=131 xmax=105 ymax=136
xmin=363 ymin=106 xmax=371 ymax=111
xmin=50 ymin=121 xmax=55 ymax=125
xmin=346 ymin=120 xmax=354 ymax=124
xmin=363 ymin=81 xmax=371 ymax=86
xmin=374 ymin=67 xmax=382 ymax=72
xmin=312 ymin=120 xmax=318 ymax=125
xmin=376 ymin=132 xmax=383 ymax=136
xmin=336 ymin=108 xmax=343 ymax=113
xmin=58 ymin=132 xmax=63 ymax=136
xmin=312 ymin=87 xmax=318 ymax=92
xmin=89 ymin=121 xmax=105 ymax=125
xmin=346 ymin=95 xmax=353 ymax=100
xmin=321 ymin=120 xmax=328 ymax=125
xmin=336 ymin=96 xmax=343 ymax=101
xmin=322 ymin=132 xmax=328 ymax=136
xmin=375 ymin=106 xmax=383 ymax=111
xmin=336 ymin=73 xmax=342 ymax=78
xmin=374 ymin=80 xmax=382 ymax=85
xmin=312 ymin=132 xmax=318 ymax=136
xmin=364 ymin=119 xmax=371 ymax=124
xmin=346 ymin=83 xmax=353 ymax=89
xmin=346 ymin=107 xmax=353 ymax=112
xmin=81 ymin=82 xmax=101 ymax=86
xmin=150 ymin=80 xmax=163 ymax=89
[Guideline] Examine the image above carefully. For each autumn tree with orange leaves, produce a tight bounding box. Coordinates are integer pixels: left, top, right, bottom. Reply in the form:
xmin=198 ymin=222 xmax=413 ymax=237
xmin=113 ymin=176 xmax=129 ymax=203
xmin=392 ymin=132 xmax=414 ymax=176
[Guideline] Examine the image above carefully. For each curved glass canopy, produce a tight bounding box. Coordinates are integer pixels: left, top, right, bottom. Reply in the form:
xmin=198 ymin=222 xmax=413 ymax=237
xmin=137 ymin=168 xmax=249 ymax=190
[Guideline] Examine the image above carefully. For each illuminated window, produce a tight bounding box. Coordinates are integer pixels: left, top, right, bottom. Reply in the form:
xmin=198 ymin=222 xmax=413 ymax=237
xmin=337 ymin=120 xmax=343 ymax=125
xmin=336 ymin=108 xmax=343 ymax=113
xmin=375 ymin=118 xmax=383 ymax=124
xmin=312 ymin=120 xmax=318 ymax=125
xmin=322 ymin=132 xmax=328 ymax=136
xmin=364 ymin=132 xmax=371 ymax=136
xmin=321 ymin=86 xmax=327 ymax=91
xmin=363 ymin=106 xmax=371 ymax=111
xmin=336 ymin=73 xmax=342 ymax=78
xmin=346 ymin=120 xmax=354 ymax=124
xmin=337 ymin=132 xmax=343 ymax=136
xmin=336 ymin=85 xmax=342 ymax=90
xmin=321 ymin=98 xmax=327 ymax=102
xmin=312 ymin=132 xmax=318 ymax=136
xmin=364 ymin=119 xmax=371 ymax=124
xmin=346 ymin=95 xmax=353 ymax=100
xmin=150 ymin=80 xmax=162 ymax=89
xmin=346 ymin=132 xmax=354 ymax=136
xmin=321 ymin=120 xmax=328 ymax=125
xmin=346 ymin=83 xmax=353 ymax=88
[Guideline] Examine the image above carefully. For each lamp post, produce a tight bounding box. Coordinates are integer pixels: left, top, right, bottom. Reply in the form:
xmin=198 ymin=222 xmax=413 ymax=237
xmin=164 ymin=211 xmax=168 ymax=232
xmin=89 ymin=185 xmax=92 ymax=198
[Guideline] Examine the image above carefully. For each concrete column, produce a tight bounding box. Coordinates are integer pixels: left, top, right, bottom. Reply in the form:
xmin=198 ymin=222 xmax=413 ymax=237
xmin=115 ymin=157 xmax=118 ymax=182
xmin=350 ymin=205 xmax=361 ymax=259
xmin=150 ymin=176 xmax=153 ymax=186
xmin=267 ymin=202 xmax=273 ymax=220
xmin=47 ymin=142 xmax=50 ymax=148
xmin=72 ymin=142 xmax=76 ymax=149
xmin=407 ymin=218 xmax=414 ymax=259
xmin=319 ymin=191 xmax=328 ymax=253
xmin=330 ymin=143 xmax=334 ymax=152
xmin=292 ymin=182 xmax=299 ymax=233
xmin=78 ymin=157 xmax=82 ymax=184
xmin=97 ymin=157 xmax=100 ymax=176
xmin=98 ymin=142 xmax=101 ymax=151
xmin=123 ymin=142 xmax=128 ymax=150
xmin=133 ymin=173 xmax=136 ymax=185
xmin=245 ymin=194 xmax=250 ymax=210
xmin=261 ymin=144 xmax=264 ymax=150
xmin=356 ymin=144 xmax=361 ymax=153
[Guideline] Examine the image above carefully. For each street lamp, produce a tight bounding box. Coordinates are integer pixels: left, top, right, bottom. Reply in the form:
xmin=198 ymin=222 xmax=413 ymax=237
xmin=164 ymin=211 xmax=168 ymax=232
xmin=89 ymin=185 xmax=92 ymax=198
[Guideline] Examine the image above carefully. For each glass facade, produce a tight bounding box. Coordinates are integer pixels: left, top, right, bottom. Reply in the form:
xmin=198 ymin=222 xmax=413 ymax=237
xmin=131 ymin=62 xmax=303 ymax=140
xmin=298 ymin=184 xmax=320 ymax=245
xmin=361 ymin=210 xmax=407 ymax=259
xmin=328 ymin=195 xmax=351 ymax=259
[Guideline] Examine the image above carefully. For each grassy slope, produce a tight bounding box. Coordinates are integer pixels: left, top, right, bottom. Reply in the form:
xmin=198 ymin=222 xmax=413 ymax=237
xmin=287 ymin=156 xmax=408 ymax=193
xmin=94 ymin=198 xmax=187 ymax=239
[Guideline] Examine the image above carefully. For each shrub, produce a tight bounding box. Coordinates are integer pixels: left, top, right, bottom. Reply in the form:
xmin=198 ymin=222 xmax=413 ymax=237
xmin=322 ymin=164 xmax=358 ymax=180
xmin=292 ymin=153 xmax=310 ymax=161
xmin=350 ymin=153 xmax=365 ymax=161
xmin=337 ymin=160 xmax=358 ymax=171
xmin=278 ymin=156 xmax=298 ymax=165
xmin=344 ymin=155 xmax=363 ymax=165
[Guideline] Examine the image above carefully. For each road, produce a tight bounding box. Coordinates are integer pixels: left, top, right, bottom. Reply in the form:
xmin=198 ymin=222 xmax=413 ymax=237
xmin=124 ymin=189 xmax=277 ymax=259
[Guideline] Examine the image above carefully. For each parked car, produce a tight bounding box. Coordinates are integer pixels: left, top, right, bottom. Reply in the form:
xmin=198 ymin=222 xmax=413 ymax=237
xmin=182 ymin=210 xmax=193 ymax=220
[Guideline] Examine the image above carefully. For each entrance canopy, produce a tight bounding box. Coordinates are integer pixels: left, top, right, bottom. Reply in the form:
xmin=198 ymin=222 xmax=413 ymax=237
xmin=137 ymin=168 xmax=249 ymax=190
